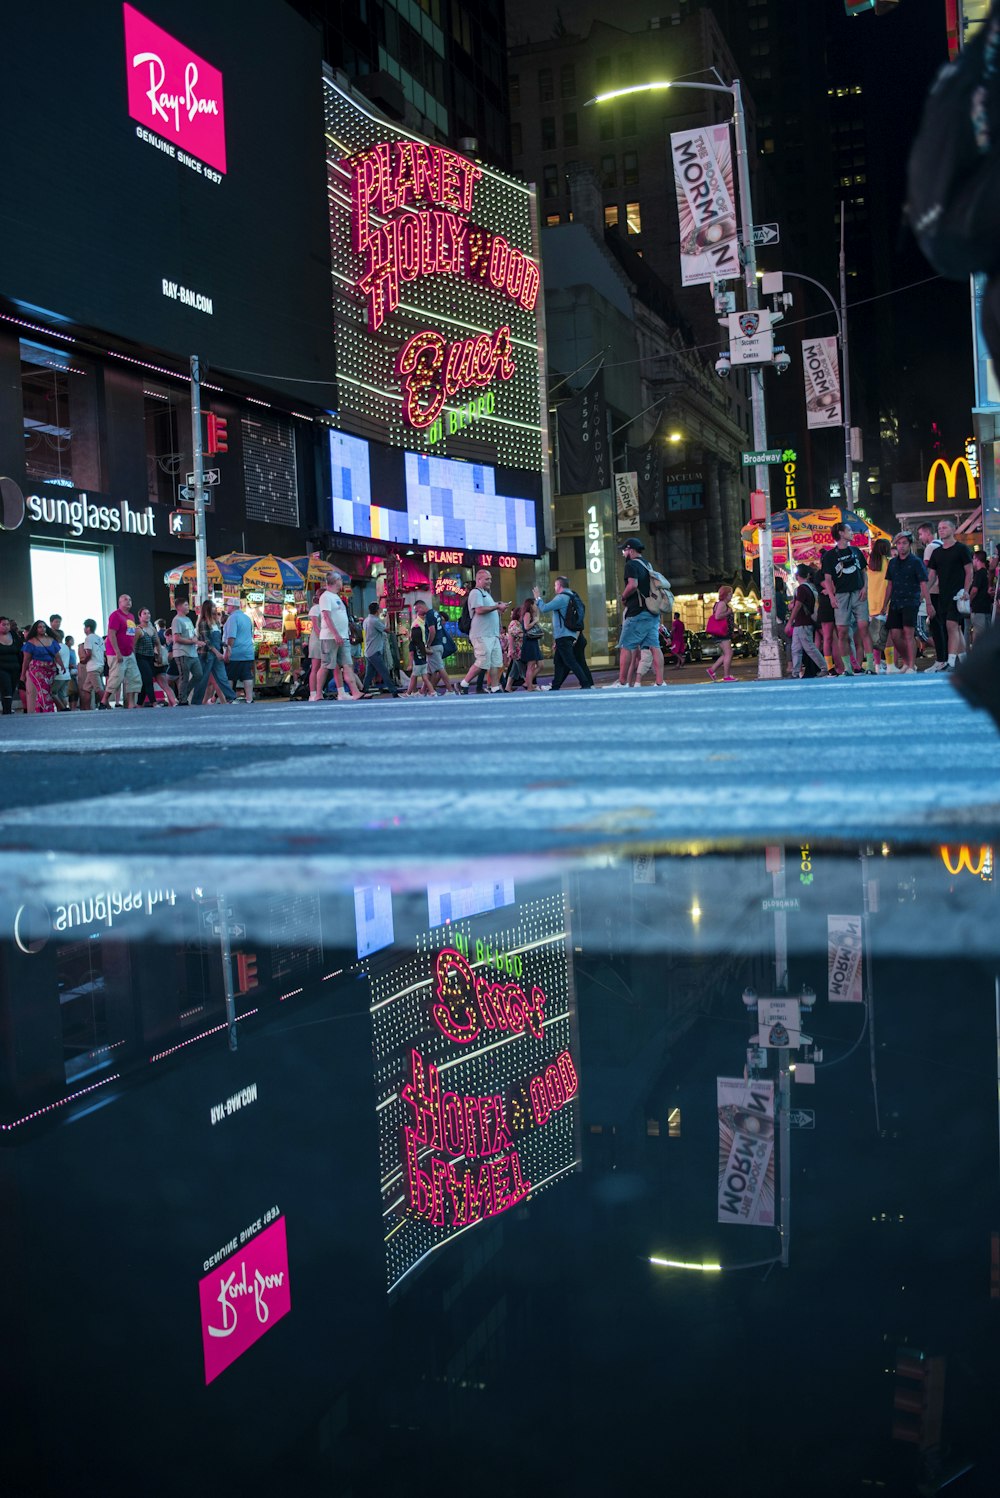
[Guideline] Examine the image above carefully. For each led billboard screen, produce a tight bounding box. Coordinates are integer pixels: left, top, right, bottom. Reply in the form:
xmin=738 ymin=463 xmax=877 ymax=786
xmin=325 ymin=75 xmax=543 ymax=472
xmin=370 ymin=885 xmax=578 ymax=1294
xmin=0 ymin=1 xmax=335 ymax=406
xmin=327 ymin=430 xmax=538 ymax=553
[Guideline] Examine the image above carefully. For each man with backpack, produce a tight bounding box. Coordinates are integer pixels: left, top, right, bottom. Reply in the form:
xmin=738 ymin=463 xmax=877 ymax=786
xmin=532 ymin=577 xmax=593 ymax=689
xmin=788 ymin=565 xmax=829 ymax=678
xmin=611 ymin=538 xmax=666 ymax=688
xmin=423 ymin=601 xmax=457 ymax=694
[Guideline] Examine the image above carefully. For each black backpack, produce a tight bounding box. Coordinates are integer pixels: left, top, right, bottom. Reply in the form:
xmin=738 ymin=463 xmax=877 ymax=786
xmin=458 ymin=598 xmax=472 ymax=635
xmin=562 ymin=590 xmax=584 ymax=632
xmin=906 ymin=4 xmax=1000 ymax=279
xmin=427 ymin=607 xmax=456 ymax=657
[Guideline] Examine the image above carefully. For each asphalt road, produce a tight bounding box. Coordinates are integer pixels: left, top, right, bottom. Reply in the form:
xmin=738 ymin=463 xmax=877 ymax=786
xmin=1 ymin=675 xmax=997 ymax=863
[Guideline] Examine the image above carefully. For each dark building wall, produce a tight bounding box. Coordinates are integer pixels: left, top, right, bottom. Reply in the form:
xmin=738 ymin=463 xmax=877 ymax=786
xmin=290 ymin=0 xmax=513 ymax=167
xmin=0 ymin=326 xmax=323 ymax=630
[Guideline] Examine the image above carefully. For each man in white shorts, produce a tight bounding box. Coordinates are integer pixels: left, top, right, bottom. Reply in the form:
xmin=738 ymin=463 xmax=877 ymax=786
xmin=315 ymin=576 xmax=362 ymax=701
xmin=456 ymin=568 xmax=508 ymax=694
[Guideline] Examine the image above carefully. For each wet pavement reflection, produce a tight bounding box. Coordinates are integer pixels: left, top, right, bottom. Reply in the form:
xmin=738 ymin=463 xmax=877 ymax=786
xmin=2 ymin=843 xmax=997 ymax=1497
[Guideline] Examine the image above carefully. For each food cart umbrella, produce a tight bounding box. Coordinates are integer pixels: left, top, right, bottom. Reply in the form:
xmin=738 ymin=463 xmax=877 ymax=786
xmin=162 ymin=557 xmax=233 ymax=587
xmin=212 ymin=553 xmax=306 ymax=588
xmin=286 ymin=555 xmax=352 ymax=589
xmin=741 ymin=508 xmax=890 ymax=569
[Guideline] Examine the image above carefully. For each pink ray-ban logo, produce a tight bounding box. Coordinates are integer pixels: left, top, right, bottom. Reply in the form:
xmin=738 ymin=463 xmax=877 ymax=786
xmin=198 ymin=1217 xmax=291 ymax=1384
xmin=123 ymin=3 xmax=227 ymax=174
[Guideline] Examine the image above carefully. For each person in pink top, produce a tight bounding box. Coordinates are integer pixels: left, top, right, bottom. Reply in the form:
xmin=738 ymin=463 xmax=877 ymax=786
xmin=100 ymin=593 xmax=142 ymax=708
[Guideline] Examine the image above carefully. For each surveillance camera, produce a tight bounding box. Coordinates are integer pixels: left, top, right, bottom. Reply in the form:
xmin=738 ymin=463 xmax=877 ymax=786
xmin=741 ymin=987 xmax=758 ymax=1010
xmin=773 ymin=349 xmax=791 ymax=375
xmin=715 ymin=352 xmax=732 ymax=379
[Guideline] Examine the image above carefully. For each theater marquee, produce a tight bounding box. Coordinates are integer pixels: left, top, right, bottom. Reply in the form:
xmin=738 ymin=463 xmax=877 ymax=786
xmin=324 ymin=75 xmax=544 ymax=472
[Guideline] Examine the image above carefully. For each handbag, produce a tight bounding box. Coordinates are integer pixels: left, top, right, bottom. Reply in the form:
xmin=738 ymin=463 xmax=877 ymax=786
xmin=524 ymin=623 xmax=543 ymax=639
xmin=705 ymin=612 xmax=728 ymax=637
xmin=869 ymin=615 xmax=889 ymax=650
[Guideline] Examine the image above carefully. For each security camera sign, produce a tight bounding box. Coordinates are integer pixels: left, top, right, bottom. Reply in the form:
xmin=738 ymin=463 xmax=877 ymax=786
xmin=757 ymin=997 xmax=801 ymax=1048
xmin=728 ymin=309 xmax=774 ymax=366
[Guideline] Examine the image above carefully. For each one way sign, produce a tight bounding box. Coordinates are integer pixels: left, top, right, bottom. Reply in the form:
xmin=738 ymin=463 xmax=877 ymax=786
xmin=751 ymin=223 xmax=780 ymax=247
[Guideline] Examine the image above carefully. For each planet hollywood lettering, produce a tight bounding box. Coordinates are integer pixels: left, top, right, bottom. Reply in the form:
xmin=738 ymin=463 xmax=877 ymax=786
xmin=342 ymin=140 xmax=538 ymax=428
xmin=400 ymin=946 xmax=577 ymax=1234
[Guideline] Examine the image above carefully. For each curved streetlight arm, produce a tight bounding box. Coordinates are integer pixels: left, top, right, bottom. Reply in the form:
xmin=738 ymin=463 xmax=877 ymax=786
xmin=778 ymin=271 xmax=842 ymax=342
xmin=584 ymin=80 xmax=737 ymax=107
xmin=775 ymin=269 xmax=852 ymax=505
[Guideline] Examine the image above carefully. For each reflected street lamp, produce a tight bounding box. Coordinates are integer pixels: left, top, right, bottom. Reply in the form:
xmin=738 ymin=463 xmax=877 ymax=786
xmin=586 ymin=76 xmax=782 ymax=679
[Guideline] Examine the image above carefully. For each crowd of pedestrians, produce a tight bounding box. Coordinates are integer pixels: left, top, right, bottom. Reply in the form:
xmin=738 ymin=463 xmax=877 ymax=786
xmin=2 ymin=520 xmax=994 ymax=718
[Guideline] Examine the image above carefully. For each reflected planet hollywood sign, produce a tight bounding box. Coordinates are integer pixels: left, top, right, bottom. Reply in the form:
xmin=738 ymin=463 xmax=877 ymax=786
xmin=402 ymin=945 xmax=577 ymax=1232
xmin=344 ymin=141 xmax=540 ymax=430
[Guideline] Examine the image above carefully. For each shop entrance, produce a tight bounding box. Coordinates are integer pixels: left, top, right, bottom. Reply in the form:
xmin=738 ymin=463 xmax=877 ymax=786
xmin=30 ymin=542 xmax=112 ymax=635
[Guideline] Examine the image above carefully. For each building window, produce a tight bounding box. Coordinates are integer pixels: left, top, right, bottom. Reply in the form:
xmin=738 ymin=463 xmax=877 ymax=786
xmin=509 ymin=73 xmax=520 ymax=106
xmin=543 ymin=163 xmax=560 ymax=198
xmin=622 ymin=150 xmax=638 ymax=185
xmin=20 ymin=339 xmax=101 ymax=490
xmin=620 ymin=100 xmax=637 ymax=136
xmin=595 ymin=56 xmax=611 ymax=87
xmin=599 ymin=108 xmax=615 ymax=141
xmin=563 ymin=112 xmax=578 ymax=147
xmin=617 ymin=52 xmax=634 ymax=83
xmin=626 ymin=201 xmax=641 ymax=235
xmin=511 ymin=121 xmax=522 ymax=155
xmin=604 ymin=204 xmax=619 ymax=228
xmin=561 ymin=63 xmax=576 ymax=98
xmin=545 ymin=213 xmax=561 ymax=227
xmin=143 ymin=383 xmax=187 ymax=508
xmin=242 ymin=414 xmax=298 ymax=526
xmin=538 ymin=67 xmax=554 ymax=102
xmin=600 ymin=154 xmax=616 ymax=188
xmin=541 ymin=116 xmax=556 ymax=149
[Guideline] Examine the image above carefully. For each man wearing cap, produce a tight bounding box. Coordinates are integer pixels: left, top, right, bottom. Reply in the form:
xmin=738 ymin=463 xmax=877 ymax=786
xmin=610 ymin=539 xmax=665 ymax=689
xmin=223 ymin=598 xmax=256 ymax=704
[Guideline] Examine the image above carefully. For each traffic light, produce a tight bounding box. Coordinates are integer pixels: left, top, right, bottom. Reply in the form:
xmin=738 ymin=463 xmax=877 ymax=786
xmin=169 ymin=510 xmax=195 ymax=538
xmin=206 ymin=413 xmax=228 ymax=454
xmin=892 ymin=1349 xmax=946 ymax=1449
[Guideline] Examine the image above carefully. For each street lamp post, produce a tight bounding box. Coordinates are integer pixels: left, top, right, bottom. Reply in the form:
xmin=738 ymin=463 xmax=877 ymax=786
xmin=586 ymin=77 xmax=781 ymax=678
xmin=778 ymin=263 xmax=854 ymax=508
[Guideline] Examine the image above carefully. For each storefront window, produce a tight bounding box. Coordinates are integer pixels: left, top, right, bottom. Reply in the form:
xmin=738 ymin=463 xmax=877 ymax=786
xmin=20 ymin=339 xmax=101 ymax=489
xmin=144 ymin=383 xmax=188 ymax=508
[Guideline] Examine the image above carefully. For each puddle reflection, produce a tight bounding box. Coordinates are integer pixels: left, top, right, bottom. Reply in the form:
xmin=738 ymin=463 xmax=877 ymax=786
xmin=1 ymin=844 xmax=997 ymax=1496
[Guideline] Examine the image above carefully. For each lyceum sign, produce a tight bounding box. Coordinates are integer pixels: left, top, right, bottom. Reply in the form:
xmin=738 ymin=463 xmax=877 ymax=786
xmin=123 ymin=3 xmax=227 ymax=174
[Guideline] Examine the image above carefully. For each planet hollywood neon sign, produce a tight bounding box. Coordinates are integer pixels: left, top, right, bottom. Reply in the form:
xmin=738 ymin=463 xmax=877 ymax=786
xmin=345 ymin=141 xmax=540 ymax=430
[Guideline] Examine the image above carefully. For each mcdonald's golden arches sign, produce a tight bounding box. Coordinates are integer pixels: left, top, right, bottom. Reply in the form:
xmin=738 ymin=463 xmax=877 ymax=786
xmin=926 ymin=456 xmax=977 ymax=505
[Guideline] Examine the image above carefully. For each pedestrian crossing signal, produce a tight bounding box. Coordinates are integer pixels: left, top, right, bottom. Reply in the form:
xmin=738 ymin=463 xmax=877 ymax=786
xmin=206 ymin=413 xmax=228 ymax=454
xmin=169 ymin=510 xmax=195 ymax=538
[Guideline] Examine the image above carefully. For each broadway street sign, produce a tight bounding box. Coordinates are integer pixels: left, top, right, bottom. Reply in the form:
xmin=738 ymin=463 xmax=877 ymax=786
xmin=742 ymin=448 xmax=783 ymax=467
